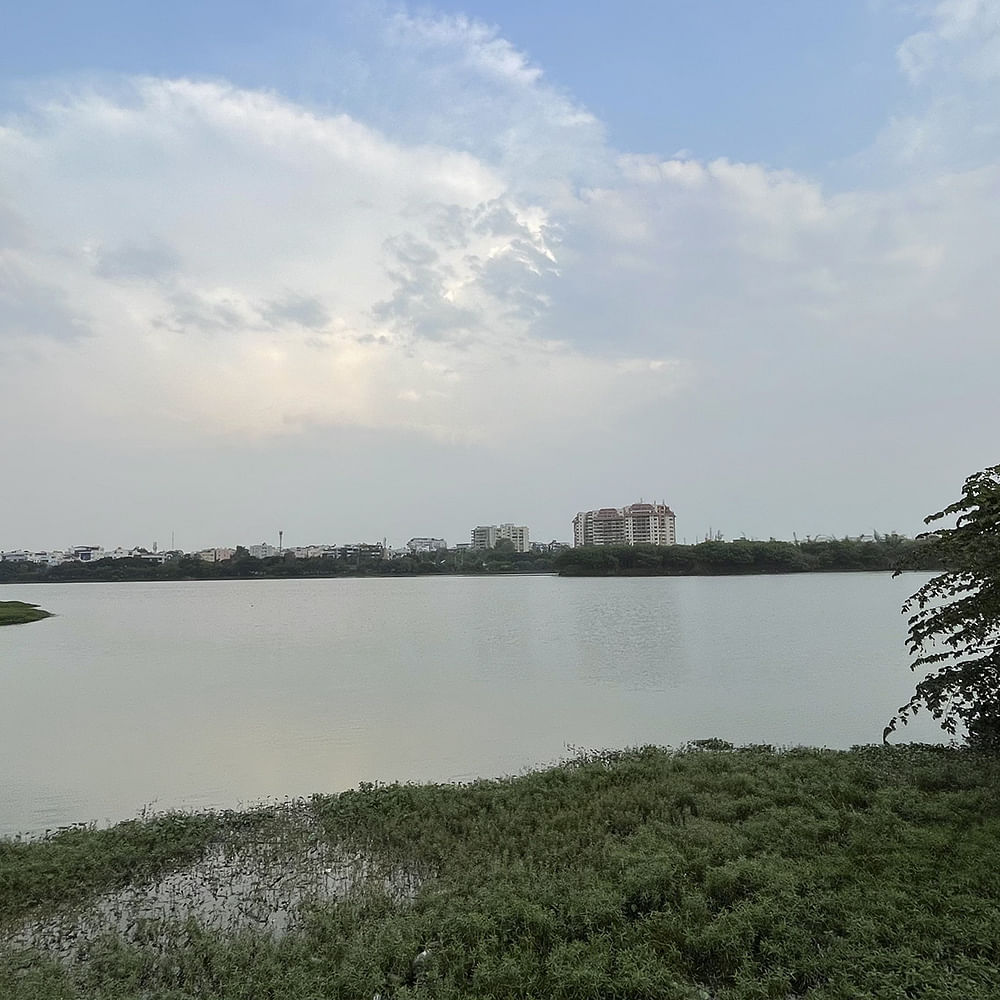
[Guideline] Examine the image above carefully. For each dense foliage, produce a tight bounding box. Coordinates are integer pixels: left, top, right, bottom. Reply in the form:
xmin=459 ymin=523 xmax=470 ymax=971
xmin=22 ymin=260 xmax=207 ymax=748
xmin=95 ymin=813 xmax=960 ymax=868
xmin=555 ymin=535 xmax=942 ymax=577
xmin=887 ymin=463 xmax=1000 ymax=750
xmin=0 ymin=547 xmax=555 ymax=584
xmin=0 ymin=814 xmax=219 ymax=920
xmin=3 ymin=745 xmax=999 ymax=999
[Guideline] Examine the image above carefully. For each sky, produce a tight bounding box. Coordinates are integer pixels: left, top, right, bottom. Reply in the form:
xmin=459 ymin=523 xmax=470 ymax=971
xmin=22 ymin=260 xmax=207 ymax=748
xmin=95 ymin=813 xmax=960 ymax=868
xmin=2 ymin=0 xmax=999 ymax=551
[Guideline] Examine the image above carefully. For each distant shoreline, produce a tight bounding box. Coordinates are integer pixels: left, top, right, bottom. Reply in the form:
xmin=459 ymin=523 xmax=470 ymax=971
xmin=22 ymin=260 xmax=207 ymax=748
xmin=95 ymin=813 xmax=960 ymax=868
xmin=0 ymin=565 xmax=937 ymax=587
xmin=0 ymin=537 xmax=943 ymax=586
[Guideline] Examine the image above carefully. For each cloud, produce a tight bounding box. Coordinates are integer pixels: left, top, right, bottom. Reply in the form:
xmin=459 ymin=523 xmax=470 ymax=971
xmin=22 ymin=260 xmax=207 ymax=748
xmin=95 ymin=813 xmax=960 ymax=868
xmin=260 ymin=294 xmax=331 ymax=330
xmin=0 ymin=75 xmax=682 ymax=447
xmin=0 ymin=3 xmax=998 ymax=545
xmin=345 ymin=7 xmax=614 ymax=200
xmin=879 ymin=0 xmax=1000 ymax=170
xmin=898 ymin=0 xmax=1000 ymax=83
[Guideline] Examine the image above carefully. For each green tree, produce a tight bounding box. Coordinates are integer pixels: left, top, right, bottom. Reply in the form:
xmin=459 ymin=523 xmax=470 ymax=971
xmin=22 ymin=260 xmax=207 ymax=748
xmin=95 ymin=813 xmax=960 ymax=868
xmin=887 ymin=463 xmax=1000 ymax=750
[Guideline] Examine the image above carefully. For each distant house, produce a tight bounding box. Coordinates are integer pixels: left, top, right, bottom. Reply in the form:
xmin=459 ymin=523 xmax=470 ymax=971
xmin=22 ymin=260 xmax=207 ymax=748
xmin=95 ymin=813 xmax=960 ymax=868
xmin=197 ymin=548 xmax=235 ymax=562
xmin=70 ymin=545 xmax=103 ymax=562
xmin=406 ymin=537 xmax=448 ymax=553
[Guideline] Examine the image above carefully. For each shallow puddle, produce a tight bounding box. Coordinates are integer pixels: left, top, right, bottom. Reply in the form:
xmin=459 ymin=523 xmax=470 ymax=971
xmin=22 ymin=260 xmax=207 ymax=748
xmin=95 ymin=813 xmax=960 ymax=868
xmin=4 ymin=805 xmax=420 ymax=960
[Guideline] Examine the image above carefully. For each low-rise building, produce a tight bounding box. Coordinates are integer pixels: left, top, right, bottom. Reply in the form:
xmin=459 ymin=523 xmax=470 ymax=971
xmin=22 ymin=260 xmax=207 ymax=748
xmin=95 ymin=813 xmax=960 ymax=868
xmin=531 ymin=540 xmax=571 ymax=554
xmin=291 ymin=545 xmax=338 ymax=559
xmin=197 ymin=548 xmax=235 ymax=562
xmin=69 ymin=545 xmax=104 ymax=562
xmin=406 ymin=537 xmax=448 ymax=553
xmin=337 ymin=542 xmax=386 ymax=562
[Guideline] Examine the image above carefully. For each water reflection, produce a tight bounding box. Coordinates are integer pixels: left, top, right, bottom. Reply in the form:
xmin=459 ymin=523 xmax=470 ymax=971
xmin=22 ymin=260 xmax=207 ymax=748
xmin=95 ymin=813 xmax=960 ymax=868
xmin=0 ymin=573 xmax=942 ymax=835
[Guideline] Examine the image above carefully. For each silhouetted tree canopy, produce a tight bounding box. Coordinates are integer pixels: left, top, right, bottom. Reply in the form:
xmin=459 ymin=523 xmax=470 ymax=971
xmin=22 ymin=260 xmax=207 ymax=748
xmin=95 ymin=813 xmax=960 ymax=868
xmin=887 ymin=463 xmax=1000 ymax=750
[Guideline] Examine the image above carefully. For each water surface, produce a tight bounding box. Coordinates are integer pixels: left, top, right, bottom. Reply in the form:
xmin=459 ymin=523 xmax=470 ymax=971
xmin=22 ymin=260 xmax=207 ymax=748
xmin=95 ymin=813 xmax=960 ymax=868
xmin=0 ymin=573 xmax=941 ymax=836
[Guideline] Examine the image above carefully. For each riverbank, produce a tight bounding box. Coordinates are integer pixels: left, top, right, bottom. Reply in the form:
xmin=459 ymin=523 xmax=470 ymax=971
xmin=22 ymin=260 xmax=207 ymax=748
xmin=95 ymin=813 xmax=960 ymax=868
xmin=0 ymin=536 xmax=944 ymax=585
xmin=3 ymin=743 xmax=997 ymax=998
xmin=0 ymin=601 xmax=52 ymax=626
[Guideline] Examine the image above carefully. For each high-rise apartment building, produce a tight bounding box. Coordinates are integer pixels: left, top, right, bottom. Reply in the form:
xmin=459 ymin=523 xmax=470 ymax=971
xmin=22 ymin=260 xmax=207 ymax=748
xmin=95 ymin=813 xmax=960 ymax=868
xmin=573 ymin=502 xmax=676 ymax=547
xmin=497 ymin=523 xmax=530 ymax=552
xmin=470 ymin=525 xmax=497 ymax=550
xmin=470 ymin=523 xmax=531 ymax=552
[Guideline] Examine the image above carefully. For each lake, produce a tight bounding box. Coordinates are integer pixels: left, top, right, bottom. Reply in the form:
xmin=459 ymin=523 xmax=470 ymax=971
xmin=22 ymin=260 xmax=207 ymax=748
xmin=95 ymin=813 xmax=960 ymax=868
xmin=0 ymin=573 xmax=942 ymax=836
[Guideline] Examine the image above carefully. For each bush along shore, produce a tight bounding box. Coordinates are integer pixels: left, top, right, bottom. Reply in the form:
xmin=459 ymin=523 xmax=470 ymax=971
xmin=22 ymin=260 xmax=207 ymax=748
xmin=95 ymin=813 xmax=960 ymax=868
xmin=2 ymin=743 xmax=998 ymax=999
xmin=555 ymin=536 xmax=944 ymax=576
xmin=0 ymin=601 xmax=52 ymax=626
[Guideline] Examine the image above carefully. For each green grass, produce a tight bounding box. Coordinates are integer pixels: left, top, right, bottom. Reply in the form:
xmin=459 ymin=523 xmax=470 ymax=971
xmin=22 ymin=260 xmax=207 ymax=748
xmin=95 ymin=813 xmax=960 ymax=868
xmin=0 ymin=601 xmax=53 ymax=626
xmin=0 ymin=813 xmax=221 ymax=926
xmin=3 ymin=744 xmax=1000 ymax=998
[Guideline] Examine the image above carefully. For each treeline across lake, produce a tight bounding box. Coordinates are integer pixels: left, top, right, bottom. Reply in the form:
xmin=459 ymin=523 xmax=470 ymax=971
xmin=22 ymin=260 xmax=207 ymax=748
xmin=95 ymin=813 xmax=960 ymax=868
xmin=554 ymin=535 xmax=944 ymax=576
xmin=0 ymin=547 xmax=556 ymax=585
xmin=0 ymin=535 xmax=944 ymax=585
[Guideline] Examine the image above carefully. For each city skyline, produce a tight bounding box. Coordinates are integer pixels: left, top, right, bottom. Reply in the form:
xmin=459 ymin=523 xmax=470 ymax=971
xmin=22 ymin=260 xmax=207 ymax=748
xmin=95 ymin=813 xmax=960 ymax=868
xmin=3 ymin=2 xmax=999 ymax=550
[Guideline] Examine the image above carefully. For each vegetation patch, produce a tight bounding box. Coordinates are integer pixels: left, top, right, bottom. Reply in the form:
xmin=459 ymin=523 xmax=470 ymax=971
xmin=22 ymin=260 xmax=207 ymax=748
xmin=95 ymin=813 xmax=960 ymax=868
xmin=0 ymin=601 xmax=53 ymax=626
xmin=555 ymin=536 xmax=943 ymax=576
xmin=2 ymin=744 xmax=999 ymax=998
xmin=5 ymin=803 xmax=419 ymax=963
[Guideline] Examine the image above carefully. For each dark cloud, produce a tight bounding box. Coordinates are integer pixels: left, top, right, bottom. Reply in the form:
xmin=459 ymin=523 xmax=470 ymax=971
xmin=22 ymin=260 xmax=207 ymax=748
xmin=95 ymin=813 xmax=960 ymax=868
xmin=94 ymin=241 xmax=181 ymax=282
xmin=374 ymin=233 xmax=477 ymax=342
xmin=471 ymin=238 xmax=556 ymax=324
xmin=261 ymin=294 xmax=330 ymax=330
xmin=153 ymin=291 xmax=246 ymax=335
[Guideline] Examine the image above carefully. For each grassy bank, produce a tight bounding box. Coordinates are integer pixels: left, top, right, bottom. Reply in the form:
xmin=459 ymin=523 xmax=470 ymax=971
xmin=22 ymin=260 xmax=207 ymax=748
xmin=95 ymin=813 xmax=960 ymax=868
xmin=0 ymin=601 xmax=52 ymax=626
xmin=2 ymin=744 xmax=999 ymax=999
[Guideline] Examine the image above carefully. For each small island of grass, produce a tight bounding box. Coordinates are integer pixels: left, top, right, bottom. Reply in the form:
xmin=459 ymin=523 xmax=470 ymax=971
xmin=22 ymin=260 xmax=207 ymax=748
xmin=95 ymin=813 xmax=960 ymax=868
xmin=0 ymin=601 xmax=53 ymax=626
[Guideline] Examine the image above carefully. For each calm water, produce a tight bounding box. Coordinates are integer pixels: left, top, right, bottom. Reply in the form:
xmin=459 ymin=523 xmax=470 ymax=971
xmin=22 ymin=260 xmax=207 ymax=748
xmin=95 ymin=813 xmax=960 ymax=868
xmin=0 ymin=573 xmax=941 ymax=836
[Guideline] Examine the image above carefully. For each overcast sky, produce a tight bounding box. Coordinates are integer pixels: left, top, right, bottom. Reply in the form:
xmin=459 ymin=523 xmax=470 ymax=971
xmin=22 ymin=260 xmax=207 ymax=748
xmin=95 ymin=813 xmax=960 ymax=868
xmin=2 ymin=1 xmax=998 ymax=551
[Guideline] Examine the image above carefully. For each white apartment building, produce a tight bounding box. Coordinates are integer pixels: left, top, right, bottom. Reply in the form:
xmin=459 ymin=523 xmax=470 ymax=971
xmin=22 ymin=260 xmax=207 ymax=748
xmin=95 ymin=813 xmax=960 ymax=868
xmin=497 ymin=523 xmax=530 ymax=552
xmin=470 ymin=523 xmax=530 ymax=552
xmin=470 ymin=525 xmax=497 ymax=550
xmin=573 ymin=502 xmax=676 ymax=547
xmin=406 ymin=537 xmax=448 ymax=553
